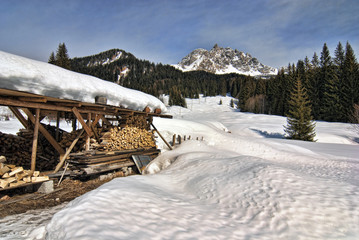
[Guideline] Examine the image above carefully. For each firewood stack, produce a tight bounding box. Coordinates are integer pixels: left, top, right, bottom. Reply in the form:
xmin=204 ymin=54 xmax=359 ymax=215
xmin=59 ymin=129 xmax=87 ymax=152
xmin=0 ymin=125 xmax=61 ymax=171
xmin=97 ymin=115 xmax=156 ymax=151
xmin=0 ymin=156 xmax=49 ymax=189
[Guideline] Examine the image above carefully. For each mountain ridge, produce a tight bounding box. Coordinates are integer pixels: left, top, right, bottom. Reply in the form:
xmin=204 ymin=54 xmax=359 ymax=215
xmin=174 ymin=44 xmax=277 ymax=77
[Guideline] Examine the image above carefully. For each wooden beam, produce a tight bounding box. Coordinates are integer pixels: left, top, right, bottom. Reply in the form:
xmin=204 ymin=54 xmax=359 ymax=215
xmin=92 ymin=114 xmax=102 ymax=127
xmin=151 ymin=123 xmax=173 ymax=150
xmin=72 ymin=107 xmax=93 ymax=137
xmin=53 ymin=129 xmax=85 ymax=173
xmin=22 ymin=108 xmax=65 ymax=155
xmin=100 ymin=115 xmax=112 ymax=127
xmin=18 ymin=97 xmax=47 ymax=103
xmin=8 ymin=107 xmax=29 ymax=128
xmin=31 ymin=109 xmax=40 ymax=173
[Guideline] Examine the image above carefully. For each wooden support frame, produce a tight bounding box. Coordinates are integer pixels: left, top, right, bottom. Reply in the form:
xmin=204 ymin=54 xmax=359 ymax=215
xmin=22 ymin=108 xmax=65 ymax=155
xmin=72 ymin=107 xmax=93 ymax=137
xmin=9 ymin=107 xmax=29 ymax=129
xmin=53 ymin=128 xmax=85 ymax=173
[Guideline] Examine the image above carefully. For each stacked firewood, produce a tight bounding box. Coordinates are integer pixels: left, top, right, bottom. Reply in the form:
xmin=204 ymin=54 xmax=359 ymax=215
xmin=0 ymin=126 xmax=60 ymax=171
xmin=0 ymin=131 xmax=32 ymax=169
xmin=0 ymin=156 xmax=49 ymax=189
xmin=121 ymin=115 xmax=150 ymax=129
xmin=94 ymin=115 xmax=155 ymax=151
xmin=17 ymin=127 xmax=59 ymax=170
xmin=100 ymin=126 xmax=156 ymax=151
xmin=59 ymin=129 xmax=87 ymax=152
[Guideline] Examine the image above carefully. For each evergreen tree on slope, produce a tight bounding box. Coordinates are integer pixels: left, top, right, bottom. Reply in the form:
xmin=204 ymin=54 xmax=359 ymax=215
xmin=284 ymin=77 xmax=316 ymax=141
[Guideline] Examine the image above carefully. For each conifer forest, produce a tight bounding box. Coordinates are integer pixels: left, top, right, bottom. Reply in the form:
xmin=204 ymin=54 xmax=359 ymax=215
xmin=50 ymin=41 xmax=358 ymax=124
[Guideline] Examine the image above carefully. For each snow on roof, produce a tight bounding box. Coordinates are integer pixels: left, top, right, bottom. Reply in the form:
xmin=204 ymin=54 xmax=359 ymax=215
xmin=0 ymin=50 xmax=167 ymax=112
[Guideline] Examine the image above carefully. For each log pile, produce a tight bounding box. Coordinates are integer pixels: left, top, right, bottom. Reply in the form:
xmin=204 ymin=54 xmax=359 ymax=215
xmin=121 ymin=115 xmax=150 ymax=129
xmin=59 ymin=129 xmax=87 ymax=152
xmin=100 ymin=126 xmax=156 ymax=151
xmin=0 ymin=156 xmax=49 ymax=189
xmin=0 ymin=125 xmax=60 ymax=171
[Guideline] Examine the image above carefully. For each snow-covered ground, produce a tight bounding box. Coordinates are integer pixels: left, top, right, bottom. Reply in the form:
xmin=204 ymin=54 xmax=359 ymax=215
xmin=1 ymin=95 xmax=358 ymax=240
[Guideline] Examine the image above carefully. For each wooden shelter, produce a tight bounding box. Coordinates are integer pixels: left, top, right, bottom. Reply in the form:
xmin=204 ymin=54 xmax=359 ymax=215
xmin=0 ymin=88 xmax=172 ymax=189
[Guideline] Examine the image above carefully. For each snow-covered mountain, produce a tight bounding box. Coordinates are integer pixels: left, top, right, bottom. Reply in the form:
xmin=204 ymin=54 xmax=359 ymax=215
xmin=174 ymin=44 xmax=278 ymax=77
xmin=71 ymin=49 xmax=134 ymax=68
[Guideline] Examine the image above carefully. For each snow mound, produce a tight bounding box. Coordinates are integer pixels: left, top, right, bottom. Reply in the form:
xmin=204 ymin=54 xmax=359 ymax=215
xmin=0 ymin=51 xmax=166 ymax=112
xmin=44 ymin=141 xmax=359 ymax=239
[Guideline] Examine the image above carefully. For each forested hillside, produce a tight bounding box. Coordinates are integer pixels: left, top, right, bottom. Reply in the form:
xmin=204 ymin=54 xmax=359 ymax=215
xmin=50 ymin=42 xmax=358 ymax=123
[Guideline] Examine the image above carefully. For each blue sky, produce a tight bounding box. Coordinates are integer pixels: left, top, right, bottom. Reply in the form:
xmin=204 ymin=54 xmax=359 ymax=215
xmin=0 ymin=0 xmax=358 ymax=68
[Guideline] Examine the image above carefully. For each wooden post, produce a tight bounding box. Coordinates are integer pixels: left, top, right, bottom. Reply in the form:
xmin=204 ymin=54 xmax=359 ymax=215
xmin=178 ymin=135 xmax=182 ymax=144
xmin=85 ymin=113 xmax=91 ymax=151
xmin=56 ymin=111 xmax=60 ymax=141
xmin=31 ymin=108 xmax=40 ymax=173
xmin=72 ymin=118 xmax=77 ymax=131
xmin=172 ymin=134 xmax=176 ymax=147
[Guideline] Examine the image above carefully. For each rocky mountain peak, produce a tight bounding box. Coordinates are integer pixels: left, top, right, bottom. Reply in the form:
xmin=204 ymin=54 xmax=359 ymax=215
xmin=174 ymin=45 xmax=277 ymax=77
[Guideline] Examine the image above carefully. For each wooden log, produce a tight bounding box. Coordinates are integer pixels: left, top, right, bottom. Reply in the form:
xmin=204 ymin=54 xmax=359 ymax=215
xmin=0 ymin=180 xmax=8 ymax=189
xmin=9 ymin=167 xmax=24 ymax=177
xmin=31 ymin=176 xmax=49 ymax=183
xmin=0 ymin=166 xmax=10 ymax=176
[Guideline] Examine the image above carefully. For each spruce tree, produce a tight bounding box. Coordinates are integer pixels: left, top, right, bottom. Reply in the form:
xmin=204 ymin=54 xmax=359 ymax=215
xmin=48 ymin=51 xmax=56 ymax=64
xmin=341 ymin=42 xmax=359 ymax=122
xmin=55 ymin=43 xmax=71 ymax=70
xmin=284 ymin=77 xmax=316 ymax=141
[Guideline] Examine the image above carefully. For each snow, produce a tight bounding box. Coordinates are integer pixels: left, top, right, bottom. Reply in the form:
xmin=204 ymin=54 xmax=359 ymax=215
xmin=0 ymin=49 xmax=357 ymax=239
xmin=1 ymin=94 xmax=358 ymax=239
xmin=0 ymin=51 xmax=166 ymax=112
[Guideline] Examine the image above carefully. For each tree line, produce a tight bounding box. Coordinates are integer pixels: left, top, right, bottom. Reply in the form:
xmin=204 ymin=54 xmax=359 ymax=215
xmin=49 ymin=42 xmax=358 ymax=123
xmin=240 ymin=42 xmax=358 ymax=123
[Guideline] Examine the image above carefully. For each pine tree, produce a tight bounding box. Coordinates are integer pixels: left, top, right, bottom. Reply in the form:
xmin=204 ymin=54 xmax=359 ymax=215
xmin=341 ymin=42 xmax=359 ymax=122
xmin=55 ymin=43 xmax=71 ymax=70
xmin=48 ymin=51 xmax=56 ymax=64
xmin=284 ymin=77 xmax=316 ymax=141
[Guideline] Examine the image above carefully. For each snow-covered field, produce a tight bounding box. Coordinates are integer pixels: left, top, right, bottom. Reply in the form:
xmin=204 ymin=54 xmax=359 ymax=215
xmin=1 ymin=95 xmax=358 ymax=240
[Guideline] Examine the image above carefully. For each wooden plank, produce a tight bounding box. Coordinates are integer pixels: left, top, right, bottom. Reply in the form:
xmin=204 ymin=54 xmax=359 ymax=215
xmin=31 ymin=108 xmax=40 ymax=173
xmin=53 ymin=128 xmax=85 ymax=173
xmin=22 ymin=108 xmax=66 ymax=155
xmin=82 ymin=160 xmax=134 ymax=175
xmin=72 ymin=107 xmax=93 ymax=137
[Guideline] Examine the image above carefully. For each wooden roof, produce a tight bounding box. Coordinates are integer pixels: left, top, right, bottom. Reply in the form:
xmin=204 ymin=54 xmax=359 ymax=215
xmin=0 ymin=88 xmax=172 ymax=119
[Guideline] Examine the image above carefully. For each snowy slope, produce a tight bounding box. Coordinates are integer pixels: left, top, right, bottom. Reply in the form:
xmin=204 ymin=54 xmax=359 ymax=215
xmin=14 ymin=96 xmax=356 ymax=239
xmin=0 ymin=51 xmax=166 ymax=112
xmin=0 ymin=95 xmax=358 ymax=239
